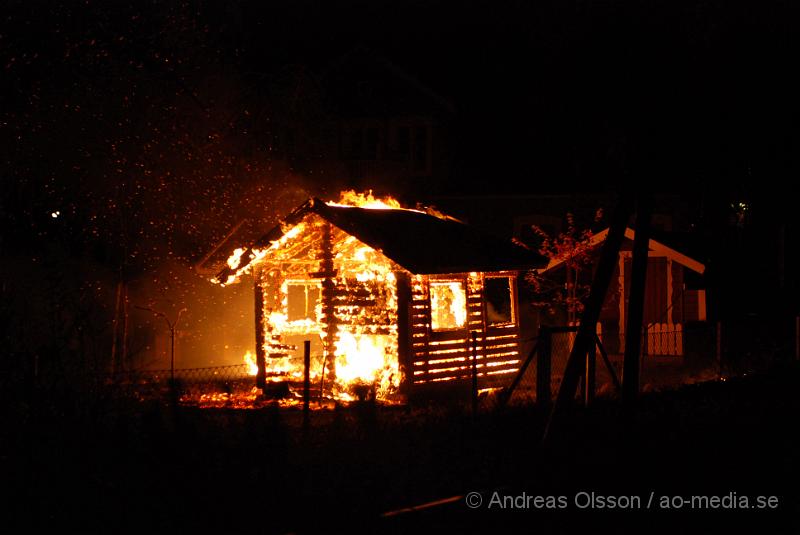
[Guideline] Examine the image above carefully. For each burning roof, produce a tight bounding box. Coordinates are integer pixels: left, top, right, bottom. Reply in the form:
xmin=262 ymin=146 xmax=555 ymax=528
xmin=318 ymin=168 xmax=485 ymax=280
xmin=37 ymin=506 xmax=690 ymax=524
xmin=213 ymin=195 xmax=547 ymax=285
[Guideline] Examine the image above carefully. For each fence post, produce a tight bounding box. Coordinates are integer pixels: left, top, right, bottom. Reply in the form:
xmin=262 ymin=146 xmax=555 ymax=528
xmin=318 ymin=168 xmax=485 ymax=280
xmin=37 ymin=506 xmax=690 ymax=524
xmin=471 ymin=331 xmax=478 ymax=419
xmin=254 ymin=268 xmax=267 ymax=391
xmin=537 ymin=326 xmax=552 ymax=409
xmin=585 ymin=338 xmax=596 ymax=406
xmin=795 ymin=316 xmax=799 ymax=361
xmin=716 ymin=321 xmax=722 ymax=376
xmin=303 ymin=340 xmax=311 ymax=427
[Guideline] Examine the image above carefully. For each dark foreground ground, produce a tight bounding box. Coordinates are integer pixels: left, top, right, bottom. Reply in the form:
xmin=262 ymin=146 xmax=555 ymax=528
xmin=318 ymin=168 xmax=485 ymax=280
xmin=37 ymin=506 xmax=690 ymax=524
xmin=1 ymin=363 xmax=798 ymax=534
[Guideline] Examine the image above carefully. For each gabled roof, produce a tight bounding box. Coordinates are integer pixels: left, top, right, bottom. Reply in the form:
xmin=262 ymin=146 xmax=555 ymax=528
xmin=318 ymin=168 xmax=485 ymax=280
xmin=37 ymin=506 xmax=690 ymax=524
xmin=215 ymin=198 xmax=546 ymax=282
xmin=541 ymin=227 xmax=706 ymax=274
xmin=320 ymin=46 xmax=456 ymax=118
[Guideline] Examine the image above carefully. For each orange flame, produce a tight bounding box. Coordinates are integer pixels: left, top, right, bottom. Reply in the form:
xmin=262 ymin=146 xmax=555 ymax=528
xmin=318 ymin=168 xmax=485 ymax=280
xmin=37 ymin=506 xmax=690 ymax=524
xmin=327 ymin=189 xmax=402 ymax=209
xmin=430 ymin=281 xmax=468 ymax=330
xmin=220 ymin=191 xmax=414 ymax=402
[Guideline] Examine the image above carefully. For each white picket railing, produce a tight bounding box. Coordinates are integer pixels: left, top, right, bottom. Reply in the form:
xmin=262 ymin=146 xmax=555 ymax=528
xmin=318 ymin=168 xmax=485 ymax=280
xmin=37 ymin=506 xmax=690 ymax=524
xmin=645 ymin=322 xmax=683 ymax=356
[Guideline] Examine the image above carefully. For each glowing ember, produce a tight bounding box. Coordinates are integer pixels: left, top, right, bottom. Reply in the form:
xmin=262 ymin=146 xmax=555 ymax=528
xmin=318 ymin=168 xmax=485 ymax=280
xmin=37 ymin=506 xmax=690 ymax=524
xmin=242 ymin=350 xmax=314 ymax=381
xmin=215 ymin=223 xmax=305 ymax=287
xmin=227 ymin=247 xmax=246 ymax=270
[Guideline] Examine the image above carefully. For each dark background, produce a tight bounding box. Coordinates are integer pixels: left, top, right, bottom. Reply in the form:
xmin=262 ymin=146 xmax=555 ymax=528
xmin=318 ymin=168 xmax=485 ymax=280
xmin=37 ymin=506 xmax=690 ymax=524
xmin=3 ymin=0 xmax=798 ymax=363
xmin=4 ymin=0 xmax=799 ymax=218
xmin=1 ymin=2 xmax=799 ymax=533
xmin=2 ymin=1 xmax=797 ymax=364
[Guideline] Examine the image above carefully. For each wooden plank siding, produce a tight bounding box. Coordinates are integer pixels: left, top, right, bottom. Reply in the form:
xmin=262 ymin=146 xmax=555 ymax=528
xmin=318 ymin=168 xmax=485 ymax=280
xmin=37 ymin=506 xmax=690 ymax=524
xmin=480 ymin=274 xmax=523 ymax=386
xmin=408 ymin=271 xmax=522 ymax=390
xmin=409 ymin=274 xmax=433 ymax=382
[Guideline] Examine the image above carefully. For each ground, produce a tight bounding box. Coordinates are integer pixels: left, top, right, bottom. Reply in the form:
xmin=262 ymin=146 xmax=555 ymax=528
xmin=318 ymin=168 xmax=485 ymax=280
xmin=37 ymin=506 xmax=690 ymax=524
xmin=2 ymin=363 xmax=798 ymax=534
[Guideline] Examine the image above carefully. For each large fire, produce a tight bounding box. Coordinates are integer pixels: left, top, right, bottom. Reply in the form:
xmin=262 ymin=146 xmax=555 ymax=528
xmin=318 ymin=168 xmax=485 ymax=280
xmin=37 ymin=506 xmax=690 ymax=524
xmin=198 ymin=189 xmax=528 ymax=409
xmin=328 ymin=189 xmax=402 ymax=210
xmin=223 ymin=190 xmax=408 ymax=403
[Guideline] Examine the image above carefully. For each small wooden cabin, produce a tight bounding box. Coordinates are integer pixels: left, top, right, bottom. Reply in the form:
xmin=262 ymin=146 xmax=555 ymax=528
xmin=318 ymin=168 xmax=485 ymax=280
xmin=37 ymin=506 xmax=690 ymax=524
xmin=214 ymin=198 xmax=546 ymax=400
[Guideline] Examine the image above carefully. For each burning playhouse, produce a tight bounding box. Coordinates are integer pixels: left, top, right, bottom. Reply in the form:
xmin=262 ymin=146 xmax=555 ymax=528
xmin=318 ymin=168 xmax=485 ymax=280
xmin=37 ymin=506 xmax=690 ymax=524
xmin=213 ymin=194 xmax=547 ymax=401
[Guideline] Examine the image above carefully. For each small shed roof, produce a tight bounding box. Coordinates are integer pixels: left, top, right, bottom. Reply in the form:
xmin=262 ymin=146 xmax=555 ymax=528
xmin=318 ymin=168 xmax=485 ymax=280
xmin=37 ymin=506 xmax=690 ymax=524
xmin=215 ymin=198 xmax=547 ymax=282
xmin=540 ymin=227 xmax=706 ymax=274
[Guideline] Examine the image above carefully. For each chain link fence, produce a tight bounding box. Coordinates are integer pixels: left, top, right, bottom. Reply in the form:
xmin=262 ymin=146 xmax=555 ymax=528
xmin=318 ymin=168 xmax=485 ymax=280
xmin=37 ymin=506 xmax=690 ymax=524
xmin=98 ymin=314 xmax=797 ymax=410
xmin=101 ymin=364 xmax=255 ymax=403
xmin=500 ymin=327 xmax=593 ymax=408
xmin=501 ymin=314 xmax=800 ymax=408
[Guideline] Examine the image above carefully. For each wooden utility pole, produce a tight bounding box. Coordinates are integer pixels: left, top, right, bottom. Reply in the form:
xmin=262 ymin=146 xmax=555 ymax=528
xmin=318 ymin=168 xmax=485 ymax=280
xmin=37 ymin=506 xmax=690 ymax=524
xmin=716 ymin=321 xmax=723 ymax=376
xmin=622 ymin=196 xmax=653 ymax=405
xmin=795 ymin=316 xmax=799 ymax=361
xmin=584 ymin=340 xmax=596 ymax=406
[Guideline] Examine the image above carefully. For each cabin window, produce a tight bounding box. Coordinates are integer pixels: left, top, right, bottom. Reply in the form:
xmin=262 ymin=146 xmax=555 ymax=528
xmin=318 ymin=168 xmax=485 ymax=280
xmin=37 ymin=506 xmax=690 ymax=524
xmin=430 ymin=281 xmax=467 ymax=331
xmin=485 ymin=277 xmax=514 ymax=326
xmin=286 ymin=282 xmax=320 ymax=322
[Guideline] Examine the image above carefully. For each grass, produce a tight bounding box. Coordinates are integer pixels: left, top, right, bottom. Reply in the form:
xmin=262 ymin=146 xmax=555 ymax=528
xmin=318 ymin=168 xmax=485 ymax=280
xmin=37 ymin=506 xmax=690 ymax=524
xmin=2 ymin=362 xmax=799 ymax=534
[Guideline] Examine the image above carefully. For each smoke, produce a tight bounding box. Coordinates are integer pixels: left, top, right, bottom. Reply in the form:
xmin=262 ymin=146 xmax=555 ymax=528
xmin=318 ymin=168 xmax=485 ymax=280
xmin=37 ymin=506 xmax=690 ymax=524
xmin=0 ymin=2 xmax=334 ymax=373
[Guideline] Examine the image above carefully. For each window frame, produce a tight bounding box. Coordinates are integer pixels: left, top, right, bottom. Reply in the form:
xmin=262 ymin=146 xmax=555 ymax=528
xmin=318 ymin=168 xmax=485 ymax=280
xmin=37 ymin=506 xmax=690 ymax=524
xmin=483 ymin=275 xmax=516 ymax=328
xmin=428 ymin=278 xmax=469 ymax=333
xmin=285 ymin=280 xmax=322 ymax=323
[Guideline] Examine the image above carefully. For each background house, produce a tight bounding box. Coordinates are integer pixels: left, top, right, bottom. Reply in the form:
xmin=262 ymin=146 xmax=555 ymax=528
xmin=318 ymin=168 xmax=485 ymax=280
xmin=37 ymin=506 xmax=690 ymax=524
xmin=540 ymin=227 xmax=707 ymax=356
xmin=259 ymin=47 xmax=458 ymax=200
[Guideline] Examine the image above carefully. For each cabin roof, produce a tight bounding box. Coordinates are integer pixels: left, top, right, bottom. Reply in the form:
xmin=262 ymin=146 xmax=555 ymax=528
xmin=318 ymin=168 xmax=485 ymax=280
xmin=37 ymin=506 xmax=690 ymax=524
xmin=215 ymin=198 xmax=547 ymax=282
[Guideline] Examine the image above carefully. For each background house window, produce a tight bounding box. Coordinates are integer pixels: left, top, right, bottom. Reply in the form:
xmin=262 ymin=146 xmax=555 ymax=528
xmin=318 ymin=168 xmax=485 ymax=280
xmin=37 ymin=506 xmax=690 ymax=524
xmin=348 ymin=129 xmax=363 ymax=159
xmin=364 ymin=127 xmax=378 ymax=160
xmin=485 ymin=277 xmax=514 ymax=325
xmin=286 ymin=282 xmax=320 ymax=322
xmin=413 ymin=125 xmax=428 ymax=171
xmin=430 ymin=281 xmax=467 ymax=331
xmin=347 ymin=126 xmax=378 ymax=160
xmin=396 ymin=126 xmax=410 ymax=159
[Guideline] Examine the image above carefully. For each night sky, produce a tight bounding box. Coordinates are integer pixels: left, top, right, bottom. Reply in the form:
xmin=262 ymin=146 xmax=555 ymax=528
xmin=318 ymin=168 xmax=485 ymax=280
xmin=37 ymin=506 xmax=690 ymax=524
xmin=5 ymin=1 xmax=799 ymax=207
xmin=238 ymin=0 xmax=800 ymax=195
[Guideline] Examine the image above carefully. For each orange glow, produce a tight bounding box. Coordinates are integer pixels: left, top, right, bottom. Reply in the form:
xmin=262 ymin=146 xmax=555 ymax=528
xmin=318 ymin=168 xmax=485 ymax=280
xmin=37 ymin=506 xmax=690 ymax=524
xmin=227 ymin=247 xmax=246 ymax=270
xmin=243 ymin=350 xmax=258 ymax=375
xmin=327 ymin=189 xmax=403 ymax=209
xmin=242 ymin=350 xmax=310 ymax=380
xmin=210 ymin=191 xmax=524 ymax=406
xmin=329 ymin=240 xmax=400 ymax=399
xmin=230 ymin=212 xmax=402 ymax=402
xmin=214 ymin=223 xmax=305 ymax=287
xmin=430 ymin=281 xmax=467 ymax=331
xmin=333 ymin=330 xmax=399 ymax=397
